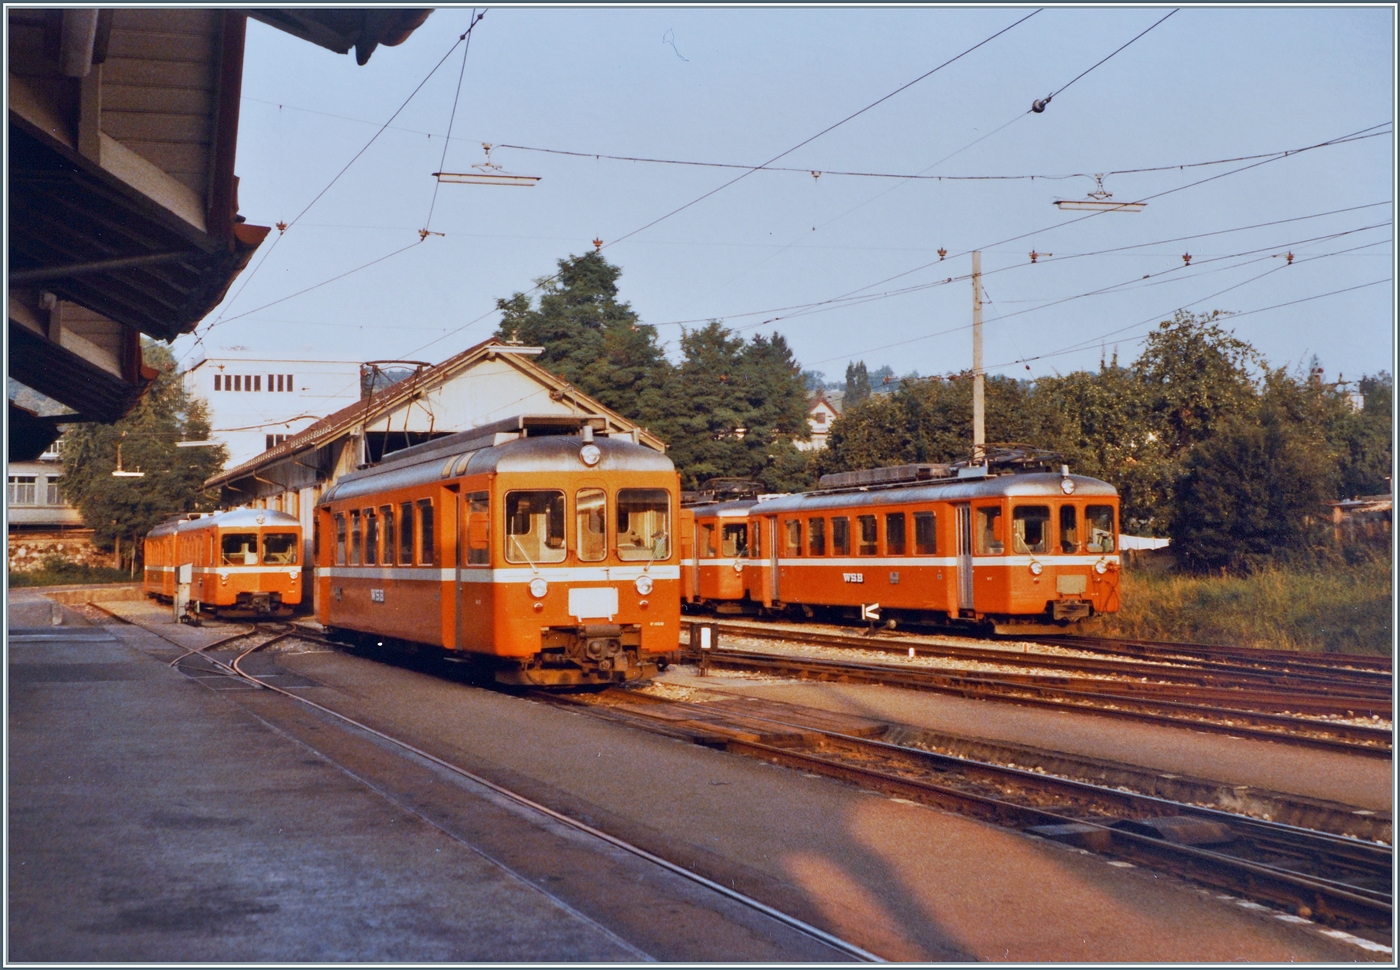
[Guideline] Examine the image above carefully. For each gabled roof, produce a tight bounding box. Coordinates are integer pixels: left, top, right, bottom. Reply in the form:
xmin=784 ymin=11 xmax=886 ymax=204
xmin=206 ymin=339 xmax=667 ymax=488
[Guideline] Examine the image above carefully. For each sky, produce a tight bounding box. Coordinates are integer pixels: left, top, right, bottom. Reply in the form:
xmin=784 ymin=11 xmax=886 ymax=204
xmin=174 ymin=5 xmax=1395 ymax=398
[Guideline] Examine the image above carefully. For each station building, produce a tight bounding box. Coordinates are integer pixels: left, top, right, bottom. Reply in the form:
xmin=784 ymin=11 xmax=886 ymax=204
xmin=205 ymin=339 xmax=666 ymax=592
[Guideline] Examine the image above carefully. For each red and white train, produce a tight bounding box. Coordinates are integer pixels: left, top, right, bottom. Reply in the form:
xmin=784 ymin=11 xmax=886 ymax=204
xmin=682 ymin=456 xmax=1122 ymax=634
xmin=315 ymin=416 xmax=681 ymax=686
xmin=144 ymin=508 xmax=303 ymax=618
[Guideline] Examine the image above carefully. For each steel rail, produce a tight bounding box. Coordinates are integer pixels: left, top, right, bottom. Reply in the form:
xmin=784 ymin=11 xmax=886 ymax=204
xmin=1033 ymin=633 xmax=1393 ymax=677
xmin=568 ymin=689 xmax=1392 ymax=915
xmin=712 ymin=620 xmax=1392 ymax=699
xmin=686 ymin=647 xmax=1392 ymax=757
xmin=98 ymin=611 xmax=882 ymax=962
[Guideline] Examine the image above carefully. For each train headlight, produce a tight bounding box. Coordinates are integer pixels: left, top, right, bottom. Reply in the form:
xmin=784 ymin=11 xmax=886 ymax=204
xmin=529 ymin=577 xmax=549 ymax=598
xmin=635 ymin=575 xmax=654 ymax=595
xmin=1060 ymin=477 xmax=1076 ymax=495
xmin=579 ymin=443 xmax=602 ymax=467
xmin=733 ymin=561 xmax=744 ymax=574
xmin=1094 ymin=560 xmax=1108 ymax=575
xmin=1028 ymin=560 xmax=1043 ymax=576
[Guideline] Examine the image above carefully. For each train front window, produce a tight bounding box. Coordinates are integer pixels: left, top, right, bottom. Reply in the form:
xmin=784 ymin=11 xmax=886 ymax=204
xmin=974 ymin=507 xmax=1004 ymax=555
xmin=263 ymin=533 xmax=298 ymax=564
xmin=857 ymin=515 xmax=878 ymax=555
xmin=831 ymin=517 xmax=850 ymax=556
xmin=576 ymin=489 xmax=606 ymax=562
xmin=465 ymin=493 xmax=489 ymax=565
xmin=222 ymin=533 xmax=258 ymax=565
xmin=1012 ymin=506 xmax=1050 ymax=554
xmin=1059 ymin=506 xmax=1079 ymax=554
xmin=721 ymin=523 xmax=747 ymax=557
xmin=807 ymin=518 xmax=825 ymax=556
xmin=617 ymin=489 xmax=670 ymax=561
xmin=505 ymin=491 xmax=566 ymax=564
xmin=1086 ymin=505 xmax=1116 ymax=553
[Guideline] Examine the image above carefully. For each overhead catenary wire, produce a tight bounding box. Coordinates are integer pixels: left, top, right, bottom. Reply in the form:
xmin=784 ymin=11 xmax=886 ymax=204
xmin=1030 ymin=9 xmax=1179 ymax=113
xmin=424 ymin=9 xmax=483 ymax=232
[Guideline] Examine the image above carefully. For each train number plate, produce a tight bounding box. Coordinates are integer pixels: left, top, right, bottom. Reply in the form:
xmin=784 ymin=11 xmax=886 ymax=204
xmin=843 ymin=573 xmax=864 ymax=583
xmin=1056 ymin=574 xmax=1088 ymax=595
xmin=569 ymin=586 xmax=619 ymax=619
xmin=370 ymin=588 xmax=385 ymax=603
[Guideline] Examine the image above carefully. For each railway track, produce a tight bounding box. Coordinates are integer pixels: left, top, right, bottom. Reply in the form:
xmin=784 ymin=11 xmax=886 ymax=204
xmin=549 ymin=686 xmax=1393 ymax=931
xmin=85 ymin=605 xmax=879 ymax=962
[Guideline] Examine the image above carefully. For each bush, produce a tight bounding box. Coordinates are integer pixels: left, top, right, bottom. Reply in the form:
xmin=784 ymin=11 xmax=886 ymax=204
xmin=1100 ymin=555 xmax=1392 ymax=655
xmin=8 ymin=554 xmax=132 ymax=588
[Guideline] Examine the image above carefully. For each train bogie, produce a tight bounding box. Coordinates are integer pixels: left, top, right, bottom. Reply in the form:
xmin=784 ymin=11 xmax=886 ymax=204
xmin=144 ymin=508 xmax=303 ymax=618
xmin=316 ymin=419 xmax=682 ymax=687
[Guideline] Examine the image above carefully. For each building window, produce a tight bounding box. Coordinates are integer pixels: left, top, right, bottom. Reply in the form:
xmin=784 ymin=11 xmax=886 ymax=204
xmin=45 ymin=476 xmax=62 ymax=506
xmin=214 ymin=374 xmax=221 ymax=391
xmin=8 ymin=476 xmax=36 ymax=504
xmin=286 ymin=374 xmax=294 ymax=392
xmin=276 ymin=374 xmax=284 ymax=392
xmin=233 ymin=375 xmax=241 ymax=391
xmin=265 ymin=434 xmax=288 ymax=450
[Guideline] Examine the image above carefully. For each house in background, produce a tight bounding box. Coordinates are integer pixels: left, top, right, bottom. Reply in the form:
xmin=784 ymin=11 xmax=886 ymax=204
xmin=796 ymin=392 xmax=842 ymax=451
xmin=183 ymin=353 xmax=362 ymax=469
xmin=6 ymin=437 xmax=108 ymax=573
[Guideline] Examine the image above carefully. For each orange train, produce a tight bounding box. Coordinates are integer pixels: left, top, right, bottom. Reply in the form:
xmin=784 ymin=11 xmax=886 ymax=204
xmin=315 ymin=416 xmax=682 ymax=686
xmin=144 ymin=508 xmax=303 ymax=618
xmin=681 ymin=456 xmax=1122 ymax=634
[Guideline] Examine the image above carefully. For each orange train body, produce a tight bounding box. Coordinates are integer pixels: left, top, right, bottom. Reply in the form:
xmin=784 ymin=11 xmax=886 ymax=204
xmin=315 ymin=422 xmax=682 ymax=687
xmin=682 ymin=468 xmax=1121 ymax=634
xmin=144 ymin=508 xmax=303 ymax=618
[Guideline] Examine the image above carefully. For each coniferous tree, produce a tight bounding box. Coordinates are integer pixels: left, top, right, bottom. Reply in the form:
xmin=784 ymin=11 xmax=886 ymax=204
xmin=844 ymin=360 xmax=872 ymax=406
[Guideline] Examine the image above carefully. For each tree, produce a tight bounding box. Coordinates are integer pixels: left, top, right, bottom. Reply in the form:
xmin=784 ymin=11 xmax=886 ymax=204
xmin=61 ymin=342 xmax=228 ymax=568
xmin=844 ymin=360 xmax=871 ymax=406
xmin=1337 ymin=372 xmax=1392 ymax=498
xmin=494 ymin=251 xmax=672 ymax=429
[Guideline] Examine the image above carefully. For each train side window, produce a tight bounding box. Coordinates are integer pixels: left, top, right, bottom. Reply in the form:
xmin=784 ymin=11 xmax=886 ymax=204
xmin=721 ymin=523 xmax=747 ymax=557
xmin=364 ymin=510 xmax=378 ymax=565
xmin=505 ymin=490 xmax=566 ymax=564
xmin=1059 ymin=505 xmax=1079 ymax=554
xmin=399 ymin=502 xmax=414 ymax=563
xmin=914 ymin=512 xmax=936 ymax=555
xmin=699 ymin=523 xmax=717 ymax=558
xmin=857 ymin=515 xmax=878 ymax=555
xmin=381 ymin=506 xmax=396 ymax=565
xmin=1086 ymin=505 xmax=1116 ymax=553
xmin=263 ymin=533 xmax=298 ymax=565
xmin=1012 ymin=506 xmax=1051 ymax=554
xmin=831 ymin=517 xmax=850 ymax=556
xmin=617 ymin=488 xmax=670 ymax=561
xmin=222 ymin=532 xmax=258 ymax=565
xmin=417 ymin=499 xmax=435 ymax=565
xmin=314 ymin=516 xmax=321 ymax=560
xmin=784 ymin=519 xmax=802 ymax=557
xmin=465 ymin=492 xmax=490 ymax=565
xmin=974 ymin=506 xmax=1004 ymax=555
xmin=807 ymin=517 xmax=825 ymax=556
xmin=576 ymin=488 xmax=606 ymax=562
xmin=885 ymin=513 xmax=906 ymax=555
xmin=750 ymin=522 xmax=761 ymax=558
xmin=349 ymin=511 xmax=362 ymax=565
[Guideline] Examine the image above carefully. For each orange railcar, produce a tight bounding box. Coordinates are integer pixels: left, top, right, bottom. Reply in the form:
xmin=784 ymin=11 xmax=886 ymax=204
xmin=690 ymin=461 xmax=1122 ymax=634
xmin=144 ymin=508 xmax=303 ymax=617
xmin=315 ymin=418 xmax=682 ymax=686
xmin=681 ymin=499 xmax=758 ymax=611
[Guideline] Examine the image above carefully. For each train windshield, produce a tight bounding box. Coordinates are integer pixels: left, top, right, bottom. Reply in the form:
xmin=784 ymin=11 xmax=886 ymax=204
xmin=263 ymin=533 xmax=298 ymax=564
xmin=505 ymin=491 xmax=566 ymax=564
xmin=617 ymin=489 xmax=670 ymax=561
xmin=222 ymin=533 xmax=259 ymax=565
xmin=576 ymin=489 xmax=606 ymax=562
xmin=1086 ymin=505 xmax=1116 ymax=553
xmin=1011 ymin=506 xmax=1050 ymax=554
xmin=722 ymin=523 xmax=748 ymax=557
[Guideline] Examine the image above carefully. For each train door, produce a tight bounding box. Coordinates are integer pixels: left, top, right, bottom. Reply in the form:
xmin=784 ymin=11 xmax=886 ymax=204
xmin=768 ymin=516 xmax=780 ymax=602
xmin=449 ymin=487 xmax=462 ymax=651
xmin=956 ymin=504 xmax=974 ymax=612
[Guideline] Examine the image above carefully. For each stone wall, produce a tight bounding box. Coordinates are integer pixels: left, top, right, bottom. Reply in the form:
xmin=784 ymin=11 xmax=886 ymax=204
xmin=8 ymin=530 xmax=112 ymax=573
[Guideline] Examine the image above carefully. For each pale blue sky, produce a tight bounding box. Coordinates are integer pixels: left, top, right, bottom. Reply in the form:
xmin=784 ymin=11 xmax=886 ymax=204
xmin=176 ymin=6 xmax=1395 ymax=394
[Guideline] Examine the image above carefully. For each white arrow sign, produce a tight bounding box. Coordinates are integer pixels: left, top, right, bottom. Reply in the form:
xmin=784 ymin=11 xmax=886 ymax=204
xmin=861 ymin=603 xmax=881 ymax=621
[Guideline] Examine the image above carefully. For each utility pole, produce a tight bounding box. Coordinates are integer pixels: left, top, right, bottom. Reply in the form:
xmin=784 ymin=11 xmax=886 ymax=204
xmin=971 ymin=250 xmax=985 ymax=462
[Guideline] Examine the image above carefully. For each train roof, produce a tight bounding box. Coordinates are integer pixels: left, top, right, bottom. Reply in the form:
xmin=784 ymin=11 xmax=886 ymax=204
xmin=321 ymin=432 xmax=675 ymax=505
xmin=147 ymin=508 xmax=298 ymax=539
xmin=751 ymin=472 xmax=1117 ymax=514
xmin=688 ymin=499 xmax=759 ymax=518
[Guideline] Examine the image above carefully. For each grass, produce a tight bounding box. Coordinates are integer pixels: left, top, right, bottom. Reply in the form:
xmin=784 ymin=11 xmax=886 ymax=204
xmin=1099 ymin=556 xmax=1393 ymax=656
xmin=8 ymin=558 xmax=134 ymax=588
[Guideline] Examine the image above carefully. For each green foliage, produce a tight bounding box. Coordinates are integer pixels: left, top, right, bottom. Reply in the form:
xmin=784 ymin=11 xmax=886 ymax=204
xmin=59 ymin=342 xmax=228 ymax=563
xmin=844 ymin=360 xmax=871 ymax=406
xmin=8 ymin=554 xmax=130 ymax=587
xmin=1339 ymin=371 xmax=1392 ymax=497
